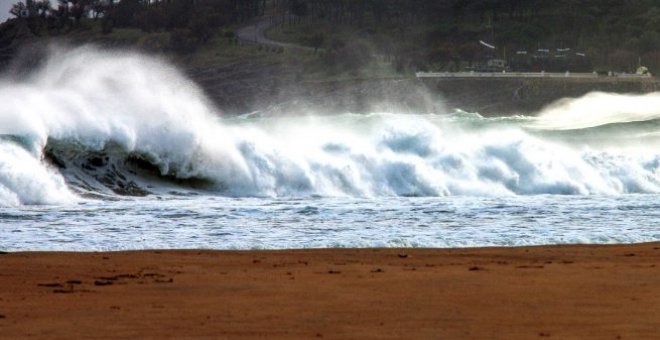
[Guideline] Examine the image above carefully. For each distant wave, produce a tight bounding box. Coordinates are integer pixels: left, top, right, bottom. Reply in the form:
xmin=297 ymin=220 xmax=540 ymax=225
xmin=3 ymin=46 xmax=660 ymax=206
xmin=533 ymin=91 xmax=660 ymax=130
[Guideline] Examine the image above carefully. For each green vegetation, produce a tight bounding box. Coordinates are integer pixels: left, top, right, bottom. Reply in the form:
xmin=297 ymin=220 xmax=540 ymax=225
xmin=0 ymin=1 xmax=288 ymax=72
xmin=268 ymin=0 xmax=660 ymax=73
xmin=1 ymin=0 xmax=266 ymax=51
xmin=3 ymin=1 xmax=660 ymax=75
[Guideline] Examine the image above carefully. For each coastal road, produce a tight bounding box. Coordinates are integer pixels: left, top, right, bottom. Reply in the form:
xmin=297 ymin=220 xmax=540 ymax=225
xmin=236 ymin=16 xmax=317 ymax=52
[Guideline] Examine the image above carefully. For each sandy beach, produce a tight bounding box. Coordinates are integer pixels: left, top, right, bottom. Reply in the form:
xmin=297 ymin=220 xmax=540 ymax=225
xmin=1 ymin=243 xmax=659 ymax=339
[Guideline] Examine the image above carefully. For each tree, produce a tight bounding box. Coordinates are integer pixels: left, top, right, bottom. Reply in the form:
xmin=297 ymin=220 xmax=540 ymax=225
xmin=69 ymin=0 xmax=86 ymax=22
xmin=290 ymin=0 xmax=309 ymax=23
xmin=90 ymin=0 xmax=109 ymax=19
xmin=638 ymin=30 xmax=660 ymax=53
xmin=10 ymin=0 xmax=51 ymax=18
xmin=9 ymin=2 xmax=28 ymax=18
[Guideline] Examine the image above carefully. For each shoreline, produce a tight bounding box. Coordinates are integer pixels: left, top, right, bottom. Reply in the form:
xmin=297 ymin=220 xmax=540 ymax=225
xmin=1 ymin=243 xmax=659 ymax=339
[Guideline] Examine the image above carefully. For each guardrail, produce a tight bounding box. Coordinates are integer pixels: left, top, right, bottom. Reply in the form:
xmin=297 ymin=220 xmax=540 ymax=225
xmin=415 ymin=71 xmax=652 ymax=79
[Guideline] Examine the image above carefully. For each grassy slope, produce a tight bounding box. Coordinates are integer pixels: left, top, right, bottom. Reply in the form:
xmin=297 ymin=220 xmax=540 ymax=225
xmin=0 ymin=16 xmax=413 ymax=83
xmin=266 ymin=21 xmax=411 ymax=81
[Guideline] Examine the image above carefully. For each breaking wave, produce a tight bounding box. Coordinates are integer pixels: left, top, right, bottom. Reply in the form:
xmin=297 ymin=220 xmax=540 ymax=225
xmin=3 ymin=46 xmax=660 ymax=206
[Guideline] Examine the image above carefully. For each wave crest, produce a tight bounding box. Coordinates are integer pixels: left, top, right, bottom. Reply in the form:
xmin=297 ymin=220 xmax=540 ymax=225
xmin=3 ymin=46 xmax=660 ymax=205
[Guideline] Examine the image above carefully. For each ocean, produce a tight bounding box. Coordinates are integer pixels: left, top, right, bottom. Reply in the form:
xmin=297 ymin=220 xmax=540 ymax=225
xmin=2 ymin=47 xmax=660 ymax=251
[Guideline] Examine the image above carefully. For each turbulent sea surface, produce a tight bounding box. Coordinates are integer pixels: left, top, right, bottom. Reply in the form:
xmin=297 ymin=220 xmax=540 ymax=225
xmin=2 ymin=47 xmax=660 ymax=251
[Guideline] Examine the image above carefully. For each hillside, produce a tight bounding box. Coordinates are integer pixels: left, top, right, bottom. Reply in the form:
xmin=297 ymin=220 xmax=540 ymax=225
xmin=266 ymin=0 xmax=660 ymax=73
xmin=2 ymin=1 xmax=660 ymax=115
xmin=4 ymin=1 xmax=660 ymax=73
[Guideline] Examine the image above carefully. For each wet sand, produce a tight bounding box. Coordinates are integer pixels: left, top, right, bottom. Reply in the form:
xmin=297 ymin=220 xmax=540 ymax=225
xmin=1 ymin=243 xmax=659 ymax=339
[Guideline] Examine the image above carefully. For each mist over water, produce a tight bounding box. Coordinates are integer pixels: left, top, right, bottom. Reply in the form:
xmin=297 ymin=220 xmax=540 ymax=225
xmin=2 ymin=46 xmax=660 ymax=250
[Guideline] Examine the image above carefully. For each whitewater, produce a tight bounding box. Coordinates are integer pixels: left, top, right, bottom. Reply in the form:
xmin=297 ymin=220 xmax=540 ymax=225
xmin=2 ymin=46 xmax=660 ymax=251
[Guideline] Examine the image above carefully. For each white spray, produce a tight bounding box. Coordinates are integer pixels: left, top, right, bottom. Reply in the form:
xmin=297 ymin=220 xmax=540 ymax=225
xmin=2 ymin=46 xmax=660 ymax=206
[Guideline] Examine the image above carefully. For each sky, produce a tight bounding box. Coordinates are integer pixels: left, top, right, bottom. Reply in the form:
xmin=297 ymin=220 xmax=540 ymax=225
xmin=0 ymin=1 xmax=17 ymax=24
xmin=0 ymin=1 xmax=60 ymax=24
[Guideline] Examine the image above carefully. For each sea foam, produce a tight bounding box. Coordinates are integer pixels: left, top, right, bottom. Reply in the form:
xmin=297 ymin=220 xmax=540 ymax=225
xmin=2 ymin=46 xmax=660 ymax=206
